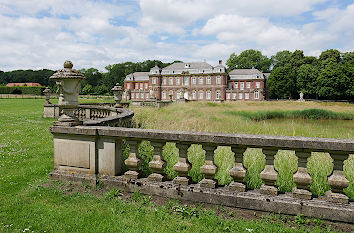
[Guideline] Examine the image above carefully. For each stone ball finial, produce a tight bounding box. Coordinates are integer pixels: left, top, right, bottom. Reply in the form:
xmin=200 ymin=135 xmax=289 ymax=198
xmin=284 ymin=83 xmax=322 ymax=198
xmin=64 ymin=60 xmax=73 ymax=69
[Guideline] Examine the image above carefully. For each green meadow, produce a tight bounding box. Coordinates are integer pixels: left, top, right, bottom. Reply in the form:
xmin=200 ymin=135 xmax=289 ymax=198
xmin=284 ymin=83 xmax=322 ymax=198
xmin=0 ymin=99 xmax=353 ymax=232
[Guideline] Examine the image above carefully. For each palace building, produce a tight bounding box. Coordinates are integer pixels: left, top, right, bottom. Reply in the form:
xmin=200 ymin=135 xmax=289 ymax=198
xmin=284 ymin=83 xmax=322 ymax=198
xmin=123 ymin=60 xmax=266 ymax=101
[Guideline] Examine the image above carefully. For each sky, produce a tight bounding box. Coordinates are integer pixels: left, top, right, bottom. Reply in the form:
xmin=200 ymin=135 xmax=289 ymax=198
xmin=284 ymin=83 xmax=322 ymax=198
xmin=0 ymin=0 xmax=354 ymax=71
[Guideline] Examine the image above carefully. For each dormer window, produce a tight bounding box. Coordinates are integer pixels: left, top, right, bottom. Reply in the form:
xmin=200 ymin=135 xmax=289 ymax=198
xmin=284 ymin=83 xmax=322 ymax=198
xmin=185 ymin=64 xmax=190 ymax=68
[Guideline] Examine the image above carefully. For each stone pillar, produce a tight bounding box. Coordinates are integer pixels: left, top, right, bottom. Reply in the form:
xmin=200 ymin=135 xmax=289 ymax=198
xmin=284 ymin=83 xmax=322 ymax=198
xmin=260 ymin=148 xmax=278 ymax=195
xmin=124 ymin=140 xmax=141 ymax=180
xmin=326 ymin=152 xmax=349 ymax=204
xmin=148 ymin=141 xmax=166 ymax=182
xmin=199 ymin=145 xmax=218 ymax=188
xmin=173 ymin=143 xmax=191 ymax=185
xmin=98 ymin=137 xmax=122 ymax=176
xmin=292 ymin=150 xmax=312 ymax=200
xmin=229 ymin=147 xmax=247 ymax=192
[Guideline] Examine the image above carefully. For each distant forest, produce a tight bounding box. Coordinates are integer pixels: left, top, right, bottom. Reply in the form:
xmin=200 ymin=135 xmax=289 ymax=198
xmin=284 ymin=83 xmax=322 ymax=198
xmin=0 ymin=49 xmax=353 ymax=100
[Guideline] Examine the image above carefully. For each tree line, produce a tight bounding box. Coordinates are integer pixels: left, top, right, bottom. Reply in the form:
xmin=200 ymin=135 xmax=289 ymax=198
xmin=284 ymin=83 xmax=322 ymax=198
xmin=0 ymin=49 xmax=353 ymax=100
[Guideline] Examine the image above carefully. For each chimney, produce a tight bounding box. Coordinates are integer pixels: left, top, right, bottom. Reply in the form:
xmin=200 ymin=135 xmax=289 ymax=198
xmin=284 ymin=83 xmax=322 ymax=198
xmin=219 ymin=60 xmax=222 ymax=65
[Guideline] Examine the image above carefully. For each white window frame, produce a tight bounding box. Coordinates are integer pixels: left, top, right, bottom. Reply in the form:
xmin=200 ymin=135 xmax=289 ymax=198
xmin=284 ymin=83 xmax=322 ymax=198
xmin=169 ymin=77 xmax=173 ymax=85
xmin=206 ymin=77 xmax=211 ymax=85
xmin=127 ymin=83 xmax=130 ymax=89
xmin=239 ymin=93 xmax=243 ymax=100
xmin=184 ymin=76 xmax=189 ymax=85
xmin=141 ymin=92 xmax=144 ymax=99
xmin=176 ymin=92 xmax=181 ymax=99
xmin=131 ymin=93 xmax=135 ymax=99
xmin=256 ymin=82 xmax=260 ymax=88
xmin=162 ymin=78 xmax=167 ymax=85
xmin=135 ymin=83 xmax=138 ymax=89
xmin=246 ymin=82 xmax=250 ymax=88
xmin=234 ymin=82 xmax=238 ymax=89
xmin=176 ymin=77 xmax=180 ymax=85
xmin=216 ymin=90 xmax=221 ymax=100
xmin=144 ymin=83 xmax=148 ymax=89
xmin=152 ymin=78 xmax=156 ymax=84
xmin=192 ymin=91 xmax=196 ymax=100
xmin=199 ymin=77 xmax=203 ymax=85
xmin=199 ymin=91 xmax=203 ymax=100
xmin=206 ymin=91 xmax=211 ymax=100
xmin=232 ymin=93 xmax=236 ymax=100
xmin=245 ymin=92 xmax=249 ymax=100
xmin=240 ymin=82 xmax=244 ymax=90
xmin=254 ymin=91 xmax=259 ymax=99
xmin=226 ymin=93 xmax=230 ymax=100
xmin=162 ymin=91 xmax=166 ymax=99
xmin=145 ymin=93 xmax=149 ymax=99
xmin=192 ymin=77 xmax=196 ymax=85
xmin=216 ymin=76 xmax=221 ymax=85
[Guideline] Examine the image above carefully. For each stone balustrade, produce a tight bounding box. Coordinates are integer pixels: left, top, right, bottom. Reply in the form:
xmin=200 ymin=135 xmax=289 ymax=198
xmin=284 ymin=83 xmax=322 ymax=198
xmin=50 ymin=126 xmax=354 ymax=223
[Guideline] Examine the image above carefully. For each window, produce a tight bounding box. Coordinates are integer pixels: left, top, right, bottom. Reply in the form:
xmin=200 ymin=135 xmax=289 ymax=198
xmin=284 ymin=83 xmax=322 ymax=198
xmin=256 ymin=82 xmax=260 ymax=88
xmin=131 ymin=93 xmax=135 ymax=99
xmin=199 ymin=77 xmax=203 ymax=85
xmin=216 ymin=76 xmax=221 ymax=84
xmin=176 ymin=77 xmax=180 ymax=85
xmin=234 ymin=82 xmax=238 ymax=89
xmin=152 ymin=78 xmax=156 ymax=84
xmin=184 ymin=76 xmax=189 ymax=85
xmin=246 ymin=82 xmax=250 ymax=88
xmin=177 ymin=92 xmax=181 ymax=99
xmin=254 ymin=91 xmax=259 ymax=99
xmin=216 ymin=90 xmax=220 ymax=100
xmin=169 ymin=91 xmax=173 ymax=99
xmin=239 ymin=93 xmax=243 ymax=99
xmin=192 ymin=77 xmax=196 ymax=84
xmin=199 ymin=91 xmax=204 ymax=100
xmin=169 ymin=77 xmax=173 ymax=85
xmin=127 ymin=83 xmax=130 ymax=89
xmin=146 ymin=93 xmax=149 ymax=99
xmin=206 ymin=91 xmax=211 ymax=100
xmin=162 ymin=78 xmax=167 ymax=85
xmin=162 ymin=91 xmax=166 ymax=99
xmin=240 ymin=82 xmax=244 ymax=90
xmin=141 ymin=93 xmax=144 ymax=99
xmin=232 ymin=93 xmax=236 ymax=100
xmin=144 ymin=83 xmax=148 ymax=89
xmin=140 ymin=83 xmax=143 ymax=90
xmin=192 ymin=91 xmax=196 ymax=100
xmin=135 ymin=83 xmax=138 ymax=89
xmin=226 ymin=93 xmax=230 ymax=100
xmin=245 ymin=93 xmax=249 ymax=99
xmin=206 ymin=77 xmax=211 ymax=84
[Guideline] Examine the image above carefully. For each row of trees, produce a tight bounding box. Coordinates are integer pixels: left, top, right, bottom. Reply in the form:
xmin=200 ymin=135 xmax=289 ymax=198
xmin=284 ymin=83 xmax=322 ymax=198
xmin=0 ymin=50 xmax=352 ymax=99
xmin=226 ymin=49 xmax=354 ymax=100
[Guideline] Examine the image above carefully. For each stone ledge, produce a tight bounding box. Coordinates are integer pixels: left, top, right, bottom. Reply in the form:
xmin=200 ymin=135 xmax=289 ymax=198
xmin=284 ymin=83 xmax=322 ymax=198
xmin=50 ymin=170 xmax=354 ymax=223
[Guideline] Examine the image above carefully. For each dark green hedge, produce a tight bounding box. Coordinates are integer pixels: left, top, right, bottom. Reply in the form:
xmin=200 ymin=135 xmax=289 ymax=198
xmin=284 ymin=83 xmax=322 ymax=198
xmin=0 ymin=86 xmax=45 ymax=95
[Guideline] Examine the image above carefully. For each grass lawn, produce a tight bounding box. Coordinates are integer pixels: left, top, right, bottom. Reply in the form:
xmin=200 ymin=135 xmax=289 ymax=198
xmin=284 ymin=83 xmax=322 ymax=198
xmin=0 ymin=99 xmax=353 ymax=232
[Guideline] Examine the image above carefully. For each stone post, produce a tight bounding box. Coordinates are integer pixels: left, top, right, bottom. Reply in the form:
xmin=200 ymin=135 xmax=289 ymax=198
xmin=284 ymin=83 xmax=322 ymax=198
xmin=292 ymin=150 xmax=312 ymax=200
xmin=148 ymin=141 xmax=166 ymax=182
xmin=124 ymin=140 xmax=141 ymax=180
xmin=173 ymin=143 xmax=191 ymax=185
xmin=229 ymin=147 xmax=247 ymax=192
xmin=326 ymin=152 xmax=349 ymax=204
xmin=43 ymin=87 xmax=51 ymax=105
xmin=199 ymin=145 xmax=218 ymax=188
xmin=260 ymin=148 xmax=278 ymax=195
xmin=112 ymin=84 xmax=124 ymax=108
xmin=49 ymin=60 xmax=85 ymax=126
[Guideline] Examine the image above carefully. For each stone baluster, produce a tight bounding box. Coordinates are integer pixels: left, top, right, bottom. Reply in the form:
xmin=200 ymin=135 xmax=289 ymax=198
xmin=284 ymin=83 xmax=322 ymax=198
xmin=292 ymin=150 xmax=312 ymax=200
xmin=260 ymin=148 xmax=278 ymax=195
xmin=229 ymin=146 xmax=247 ymax=192
xmin=148 ymin=141 xmax=166 ymax=182
xmin=124 ymin=140 xmax=141 ymax=180
xmin=326 ymin=152 xmax=350 ymax=204
xmin=85 ymin=108 xmax=91 ymax=120
xmin=173 ymin=143 xmax=192 ymax=185
xmin=199 ymin=145 xmax=218 ymax=188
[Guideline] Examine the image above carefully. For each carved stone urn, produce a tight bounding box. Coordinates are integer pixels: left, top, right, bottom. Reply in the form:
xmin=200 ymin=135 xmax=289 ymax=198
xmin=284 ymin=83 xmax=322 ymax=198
xmin=50 ymin=60 xmax=85 ymax=126
xmin=111 ymin=83 xmax=124 ymax=107
xmin=43 ymin=87 xmax=51 ymax=105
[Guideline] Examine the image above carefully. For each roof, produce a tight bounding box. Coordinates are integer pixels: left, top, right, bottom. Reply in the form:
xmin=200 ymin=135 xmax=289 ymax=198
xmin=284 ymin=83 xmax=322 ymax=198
xmin=125 ymin=72 xmax=149 ymax=82
xmin=163 ymin=62 xmax=213 ymax=70
xmin=229 ymin=68 xmax=264 ymax=81
xmin=6 ymin=83 xmax=42 ymax=87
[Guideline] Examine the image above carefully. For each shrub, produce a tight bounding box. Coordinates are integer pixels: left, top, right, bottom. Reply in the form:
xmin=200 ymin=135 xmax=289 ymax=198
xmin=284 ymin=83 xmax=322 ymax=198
xmin=0 ymin=86 xmax=45 ymax=95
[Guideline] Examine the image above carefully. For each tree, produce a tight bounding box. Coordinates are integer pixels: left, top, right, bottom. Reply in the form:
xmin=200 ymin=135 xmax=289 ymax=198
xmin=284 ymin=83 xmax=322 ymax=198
xmin=317 ymin=58 xmax=349 ymax=100
xmin=267 ymin=64 xmax=295 ymax=99
xmin=81 ymin=84 xmax=93 ymax=95
xmin=297 ymin=64 xmax=319 ymax=98
xmin=341 ymin=52 xmax=354 ymax=98
xmin=226 ymin=49 xmax=272 ymax=72
xmin=319 ymin=49 xmax=341 ymax=63
xmin=271 ymin=50 xmax=292 ymax=69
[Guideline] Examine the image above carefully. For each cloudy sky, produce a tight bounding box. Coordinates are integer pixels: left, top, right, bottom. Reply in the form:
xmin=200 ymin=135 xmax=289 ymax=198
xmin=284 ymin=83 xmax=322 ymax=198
xmin=0 ymin=0 xmax=353 ymax=71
